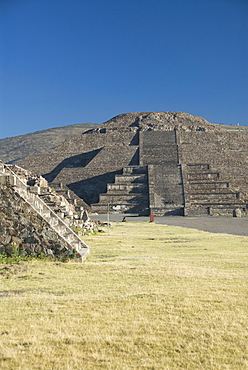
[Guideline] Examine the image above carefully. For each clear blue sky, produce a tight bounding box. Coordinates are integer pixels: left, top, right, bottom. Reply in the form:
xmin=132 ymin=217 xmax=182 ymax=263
xmin=0 ymin=0 xmax=247 ymax=138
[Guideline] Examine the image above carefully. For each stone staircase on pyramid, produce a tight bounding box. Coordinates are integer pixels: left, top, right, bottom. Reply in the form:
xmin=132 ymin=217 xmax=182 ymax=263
xmin=183 ymin=164 xmax=247 ymax=216
xmin=48 ymin=181 xmax=90 ymax=214
xmin=91 ymin=165 xmax=149 ymax=215
xmin=0 ymin=162 xmax=90 ymax=261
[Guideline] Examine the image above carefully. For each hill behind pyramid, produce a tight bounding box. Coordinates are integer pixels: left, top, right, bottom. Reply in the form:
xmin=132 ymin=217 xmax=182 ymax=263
xmin=0 ymin=122 xmax=97 ymax=164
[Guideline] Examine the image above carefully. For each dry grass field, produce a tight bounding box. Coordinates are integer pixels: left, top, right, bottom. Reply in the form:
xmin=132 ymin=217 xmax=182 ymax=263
xmin=0 ymin=221 xmax=247 ymax=369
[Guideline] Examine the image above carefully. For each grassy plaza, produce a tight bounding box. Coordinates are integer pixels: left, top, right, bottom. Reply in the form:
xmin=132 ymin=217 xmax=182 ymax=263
xmin=0 ymin=221 xmax=247 ymax=369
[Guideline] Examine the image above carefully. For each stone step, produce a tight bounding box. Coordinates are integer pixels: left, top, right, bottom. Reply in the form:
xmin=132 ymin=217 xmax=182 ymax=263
xmin=107 ymin=183 xmax=147 ymax=193
xmin=92 ymin=199 xmax=149 ymax=207
xmin=186 ymin=205 xmax=247 ymax=217
xmin=91 ymin=202 xmax=149 ymax=215
xmin=187 ymin=172 xmax=220 ymax=181
xmin=186 ymin=164 xmax=210 ymax=172
xmin=91 ymin=164 xmax=149 ymax=215
xmin=49 ymin=182 xmax=63 ymax=189
xmin=188 ymin=201 xmax=246 ymax=208
xmin=189 ymin=192 xmax=242 ymax=202
xmin=188 ymin=181 xmax=230 ymax=191
xmin=122 ymin=166 xmax=147 ymax=175
xmin=146 ymin=159 xmax=178 ymax=166
xmin=150 ymin=206 xmax=184 ymax=216
xmin=99 ymin=193 xmax=148 ymax=204
xmin=185 ymin=206 xmax=210 ymax=216
xmin=210 ymin=206 xmax=247 ymax=216
xmin=115 ymin=174 xmax=147 ymax=184
xmin=143 ymin=146 xmax=177 ymax=155
xmin=53 ymin=189 xmax=71 ymax=197
xmin=41 ymin=201 xmax=57 ymax=207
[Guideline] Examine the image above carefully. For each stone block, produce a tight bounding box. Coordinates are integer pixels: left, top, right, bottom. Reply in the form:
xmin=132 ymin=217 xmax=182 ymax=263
xmin=29 ymin=186 xmax=41 ymax=194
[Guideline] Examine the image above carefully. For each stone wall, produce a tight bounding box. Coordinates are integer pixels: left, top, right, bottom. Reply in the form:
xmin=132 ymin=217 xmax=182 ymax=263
xmin=0 ymin=184 xmax=75 ymax=259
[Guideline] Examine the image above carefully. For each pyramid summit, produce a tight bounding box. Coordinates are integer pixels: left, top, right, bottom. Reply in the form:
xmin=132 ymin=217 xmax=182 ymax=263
xmin=99 ymin=111 xmax=217 ymax=130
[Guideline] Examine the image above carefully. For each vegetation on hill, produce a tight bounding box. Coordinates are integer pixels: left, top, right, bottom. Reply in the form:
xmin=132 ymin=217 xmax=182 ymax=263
xmin=0 ymin=123 xmax=97 ymax=164
xmin=0 ymin=221 xmax=247 ymax=369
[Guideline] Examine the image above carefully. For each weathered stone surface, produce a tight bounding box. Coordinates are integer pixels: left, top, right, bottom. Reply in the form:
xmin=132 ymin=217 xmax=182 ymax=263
xmin=0 ymin=235 xmax=11 ymax=245
xmin=5 ymin=243 xmax=17 ymax=256
xmin=13 ymin=112 xmax=248 ymax=217
xmin=11 ymin=236 xmax=22 ymax=245
xmin=233 ymin=208 xmax=242 ymax=218
xmin=0 ymin=184 xmax=75 ymax=258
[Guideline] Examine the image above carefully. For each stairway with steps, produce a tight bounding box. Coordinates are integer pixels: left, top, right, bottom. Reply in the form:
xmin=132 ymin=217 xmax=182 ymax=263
xmin=183 ymin=164 xmax=247 ymax=216
xmin=0 ymin=162 xmax=90 ymax=261
xmin=91 ymin=166 xmax=149 ymax=215
xmin=140 ymin=130 xmax=184 ymax=216
xmin=49 ymin=182 xmax=89 ymax=212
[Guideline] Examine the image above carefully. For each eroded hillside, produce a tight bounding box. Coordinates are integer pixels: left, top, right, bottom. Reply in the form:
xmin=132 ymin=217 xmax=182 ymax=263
xmin=0 ymin=122 xmax=97 ymax=164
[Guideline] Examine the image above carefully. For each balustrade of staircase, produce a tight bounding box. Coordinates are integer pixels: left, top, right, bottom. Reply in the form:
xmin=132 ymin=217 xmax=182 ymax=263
xmin=0 ymin=162 xmax=89 ymax=261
